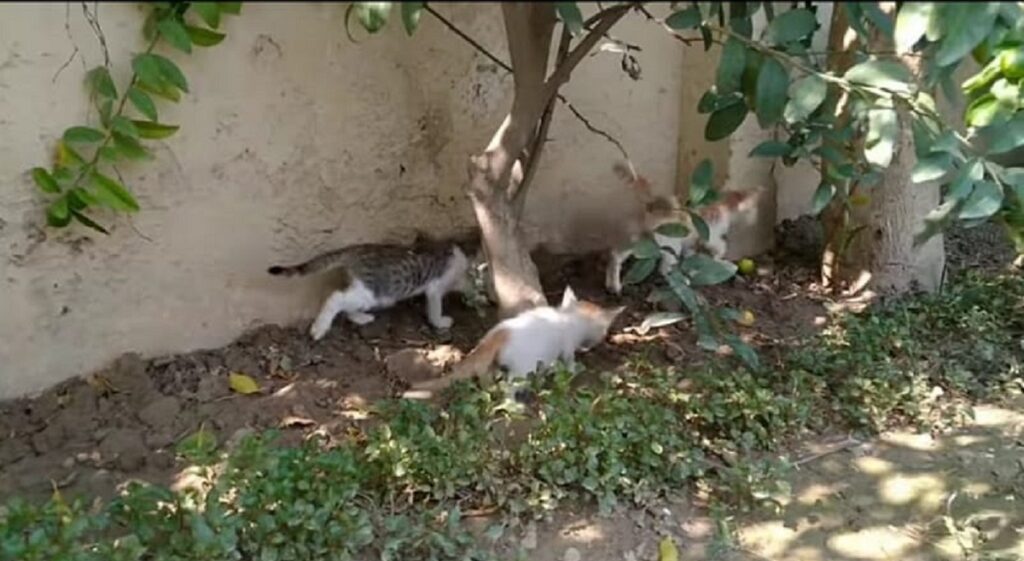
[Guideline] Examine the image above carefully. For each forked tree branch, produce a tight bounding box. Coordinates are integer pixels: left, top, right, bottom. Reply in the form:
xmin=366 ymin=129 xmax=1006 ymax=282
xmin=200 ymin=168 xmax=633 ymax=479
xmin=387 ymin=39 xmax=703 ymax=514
xmin=542 ymin=4 xmax=632 ymax=99
xmin=424 ymin=4 xmax=631 ymax=161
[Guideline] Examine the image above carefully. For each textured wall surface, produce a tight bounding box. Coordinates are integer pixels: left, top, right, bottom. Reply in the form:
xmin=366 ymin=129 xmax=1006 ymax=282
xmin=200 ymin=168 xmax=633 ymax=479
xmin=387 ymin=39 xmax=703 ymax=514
xmin=0 ymin=3 xmax=729 ymax=398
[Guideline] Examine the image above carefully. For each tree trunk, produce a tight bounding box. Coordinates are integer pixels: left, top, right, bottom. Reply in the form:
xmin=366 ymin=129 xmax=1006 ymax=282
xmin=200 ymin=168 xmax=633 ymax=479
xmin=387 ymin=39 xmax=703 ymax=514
xmin=468 ymin=3 xmax=631 ymax=315
xmin=819 ymin=5 xmax=858 ymax=293
xmin=821 ymin=3 xmax=945 ymax=296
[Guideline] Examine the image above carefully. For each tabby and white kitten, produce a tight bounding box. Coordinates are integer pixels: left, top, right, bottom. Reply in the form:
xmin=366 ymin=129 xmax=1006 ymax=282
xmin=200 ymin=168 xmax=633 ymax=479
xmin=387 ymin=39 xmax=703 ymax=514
xmin=268 ymin=241 xmax=470 ymax=341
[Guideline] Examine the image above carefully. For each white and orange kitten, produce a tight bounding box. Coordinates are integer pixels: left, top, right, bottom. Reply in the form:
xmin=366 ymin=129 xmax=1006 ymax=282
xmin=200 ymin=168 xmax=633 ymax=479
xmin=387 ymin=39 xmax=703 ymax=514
xmin=405 ymin=286 xmax=623 ymax=398
xmin=604 ymin=162 xmax=763 ymax=294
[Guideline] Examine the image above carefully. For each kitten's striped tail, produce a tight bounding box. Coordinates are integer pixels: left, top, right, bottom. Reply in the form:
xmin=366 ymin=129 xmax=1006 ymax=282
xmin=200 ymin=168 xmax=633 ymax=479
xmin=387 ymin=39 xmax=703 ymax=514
xmin=267 ymin=251 xmax=346 ymax=277
xmin=403 ymin=328 xmax=509 ymax=398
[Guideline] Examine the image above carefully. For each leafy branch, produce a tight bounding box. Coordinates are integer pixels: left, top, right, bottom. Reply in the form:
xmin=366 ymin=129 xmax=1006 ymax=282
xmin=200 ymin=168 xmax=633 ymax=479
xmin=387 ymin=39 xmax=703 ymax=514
xmin=647 ymin=2 xmax=1024 ymax=250
xmin=29 ymin=1 xmax=241 ymax=234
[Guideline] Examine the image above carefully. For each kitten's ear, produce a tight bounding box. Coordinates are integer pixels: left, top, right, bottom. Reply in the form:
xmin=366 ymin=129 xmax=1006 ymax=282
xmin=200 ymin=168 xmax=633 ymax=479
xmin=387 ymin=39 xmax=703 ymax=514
xmin=560 ymin=286 xmax=578 ymax=308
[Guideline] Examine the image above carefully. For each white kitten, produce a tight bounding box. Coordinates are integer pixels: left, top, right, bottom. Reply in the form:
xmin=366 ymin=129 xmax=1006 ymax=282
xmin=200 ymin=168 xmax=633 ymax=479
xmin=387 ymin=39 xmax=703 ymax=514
xmin=405 ymin=286 xmax=624 ymax=398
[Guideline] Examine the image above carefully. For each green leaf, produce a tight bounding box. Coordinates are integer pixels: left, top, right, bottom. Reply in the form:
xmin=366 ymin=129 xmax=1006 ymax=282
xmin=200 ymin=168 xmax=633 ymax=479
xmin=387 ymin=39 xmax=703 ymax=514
xmin=864 ymin=107 xmax=898 ymax=168
xmin=218 ymin=2 xmax=242 ymax=15
xmin=754 ymin=57 xmax=788 ymax=127
xmin=191 ymin=2 xmax=221 ymax=28
xmin=948 ymin=158 xmax=983 ymax=201
xmin=67 ymin=186 xmax=97 ymax=209
xmin=934 ymin=4 xmax=998 ymax=67
xmin=914 ymin=199 xmax=957 ymax=247
xmin=112 ymin=132 xmax=151 ymax=160
xmin=132 ymin=54 xmax=165 ymax=91
xmin=56 ymin=141 xmax=86 ymax=167
xmin=958 ymin=180 xmax=1003 ymax=220
xmin=401 ymin=2 xmax=424 ymax=35
xmin=665 ymin=270 xmax=701 ymax=310
xmin=86 ymin=66 xmax=117 ymax=99
xmin=97 ymin=98 xmax=114 ymax=128
xmin=715 ymin=39 xmax=746 ymax=94
xmin=705 ymin=99 xmax=749 ymax=141
xmin=844 ymin=59 xmax=913 ymax=93
xmin=137 ymin=81 xmax=181 ymax=103
xmin=697 ymin=90 xmax=743 ymax=114
xmin=666 ymin=7 xmax=702 ymax=30
xmin=555 ymin=3 xmax=583 ymax=37
xmin=783 ymin=74 xmax=827 ymax=123
xmin=63 ymin=126 xmax=105 ymax=144
xmin=158 ymin=18 xmax=193 ymax=53
xmin=690 ymin=159 xmax=713 ymax=205
xmin=32 ymin=168 xmax=61 ymax=194
xmin=689 ymin=211 xmax=710 ymax=241
xmin=966 ymin=93 xmax=1013 ymax=128
xmin=354 ymin=2 xmax=393 ymax=34
xmin=810 ymin=181 xmax=835 ymax=215
xmin=152 ymin=54 xmax=189 ymax=93
xmin=763 ymin=8 xmax=817 ymax=45
xmin=911 ymin=152 xmax=952 ymax=184
xmin=681 ymin=254 xmax=738 ymax=286
xmin=631 ymin=237 xmax=662 ymax=259
xmin=656 ymin=222 xmax=690 ymax=238
xmin=110 ymin=116 xmax=140 ymax=139
xmin=861 ymin=2 xmax=894 ymax=37
xmin=624 ymin=257 xmax=658 ymax=285
xmin=133 ymin=120 xmax=180 ymax=139
xmin=71 ymin=210 xmax=110 ymax=235
xmin=128 ymin=87 xmax=158 ymax=121
xmin=749 ymin=140 xmax=791 ymax=158
xmin=185 ymin=25 xmax=226 ymax=47
xmin=47 ymin=197 xmax=71 ymax=227
xmin=978 ymin=113 xmax=1024 ymax=155
xmin=97 ymin=146 xmax=120 ymax=162
xmin=724 ymin=334 xmax=760 ymax=370
xmin=894 ymin=2 xmax=934 ymax=54
xmin=91 ymin=171 xmax=140 ymax=212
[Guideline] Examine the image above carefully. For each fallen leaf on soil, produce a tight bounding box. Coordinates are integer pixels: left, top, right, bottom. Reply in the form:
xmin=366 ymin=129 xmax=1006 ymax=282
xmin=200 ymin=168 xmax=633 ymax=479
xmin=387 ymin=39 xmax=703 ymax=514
xmin=659 ymin=537 xmax=679 ymax=561
xmin=279 ymin=415 xmax=316 ymax=429
xmin=229 ymin=372 xmax=261 ymax=395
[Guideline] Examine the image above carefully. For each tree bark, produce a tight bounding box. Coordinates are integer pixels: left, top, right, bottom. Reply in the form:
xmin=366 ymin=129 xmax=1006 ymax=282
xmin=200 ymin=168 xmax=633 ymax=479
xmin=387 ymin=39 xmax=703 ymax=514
xmin=832 ymin=3 xmax=945 ymax=296
xmin=819 ymin=5 xmax=858 ymax=293
xmin=468 ymin=3 xmax=631 ymax=316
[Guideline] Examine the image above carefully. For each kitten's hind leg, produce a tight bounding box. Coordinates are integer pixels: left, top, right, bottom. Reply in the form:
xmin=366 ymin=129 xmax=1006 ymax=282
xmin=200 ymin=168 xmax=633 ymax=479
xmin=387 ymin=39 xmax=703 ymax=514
xmin=425 ymin=287 xmax=453 ymax=329
xmin=310 ymin=284 xmax=374 ymax=340
xmin=606 ymin=249 xmax=629 ymax=295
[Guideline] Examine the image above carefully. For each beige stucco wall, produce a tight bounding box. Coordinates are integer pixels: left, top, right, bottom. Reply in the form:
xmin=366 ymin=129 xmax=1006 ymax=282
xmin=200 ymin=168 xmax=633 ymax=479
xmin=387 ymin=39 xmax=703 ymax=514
xmin=0 ymin=2 xmax=712 ymax=398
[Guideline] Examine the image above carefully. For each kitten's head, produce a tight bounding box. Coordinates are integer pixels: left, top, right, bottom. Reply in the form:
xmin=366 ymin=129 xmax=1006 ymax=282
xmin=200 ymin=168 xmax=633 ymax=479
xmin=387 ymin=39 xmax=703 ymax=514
xmin=559 ymin=286 xmax=626 ymax=348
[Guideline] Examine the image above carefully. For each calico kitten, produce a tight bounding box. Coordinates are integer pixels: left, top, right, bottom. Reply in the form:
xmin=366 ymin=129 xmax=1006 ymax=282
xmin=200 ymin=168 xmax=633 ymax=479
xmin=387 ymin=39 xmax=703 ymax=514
xmin=605 ymin=162 xmax=763 ymax=294
xmin=405 ymin=286 xmax=623 ymax=398
xmin=268 ymin=240 xmax=470 ymax=341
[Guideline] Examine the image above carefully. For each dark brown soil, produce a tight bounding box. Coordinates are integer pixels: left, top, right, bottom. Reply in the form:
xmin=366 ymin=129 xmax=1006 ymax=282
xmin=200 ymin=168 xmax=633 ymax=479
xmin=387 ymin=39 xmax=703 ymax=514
xmin=0 ymin=221 xmax=1013 ymax=507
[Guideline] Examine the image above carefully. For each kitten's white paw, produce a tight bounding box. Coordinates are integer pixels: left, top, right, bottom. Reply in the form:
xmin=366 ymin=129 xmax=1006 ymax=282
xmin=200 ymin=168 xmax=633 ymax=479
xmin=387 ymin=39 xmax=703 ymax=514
xmin=309 ymin=322 xmax=329 ymax=341
xmin=348 ymin=311 xmax=375 ymax=325
xmin=432 ymin=315 xmax=454 ymax=329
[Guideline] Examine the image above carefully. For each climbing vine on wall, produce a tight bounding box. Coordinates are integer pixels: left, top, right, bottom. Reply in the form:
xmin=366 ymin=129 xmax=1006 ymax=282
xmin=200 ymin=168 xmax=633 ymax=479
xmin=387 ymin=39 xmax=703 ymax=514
xmin=28 ymin=1 xmax=241 ymax=234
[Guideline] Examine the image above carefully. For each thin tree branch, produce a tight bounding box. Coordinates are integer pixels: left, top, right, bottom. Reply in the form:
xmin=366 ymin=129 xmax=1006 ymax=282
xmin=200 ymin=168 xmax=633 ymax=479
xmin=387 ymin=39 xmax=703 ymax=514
xmin=512 ymin=24 xmax=572 ymax=217
xmin=542 ymin=4 xmax=632 ymax=98
xmin=424 ymin=4 xmax=631 ymax=161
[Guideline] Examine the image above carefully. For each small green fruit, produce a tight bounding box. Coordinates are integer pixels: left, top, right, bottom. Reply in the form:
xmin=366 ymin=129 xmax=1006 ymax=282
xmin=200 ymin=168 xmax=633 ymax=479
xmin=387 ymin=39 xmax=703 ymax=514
xmin=738 ymin=258 xmax=756 ymax=275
